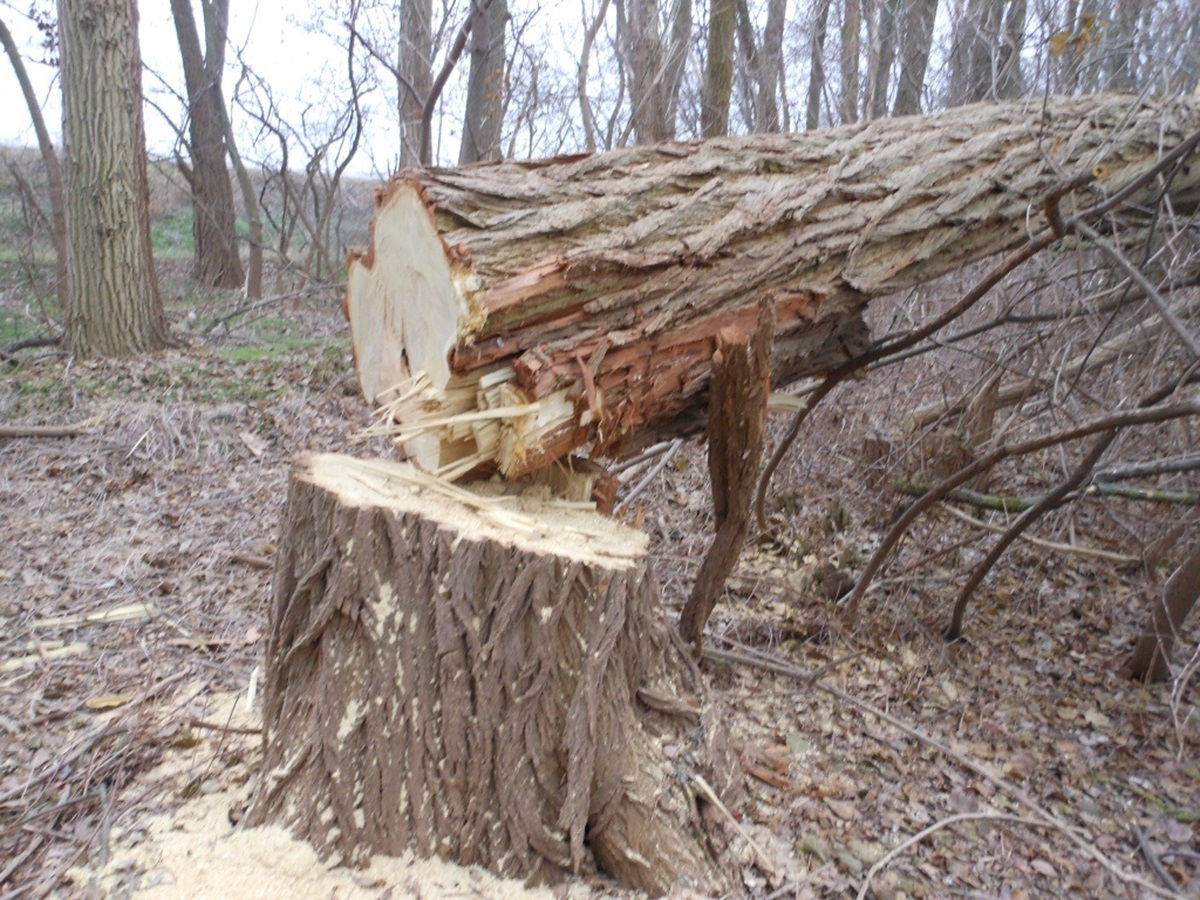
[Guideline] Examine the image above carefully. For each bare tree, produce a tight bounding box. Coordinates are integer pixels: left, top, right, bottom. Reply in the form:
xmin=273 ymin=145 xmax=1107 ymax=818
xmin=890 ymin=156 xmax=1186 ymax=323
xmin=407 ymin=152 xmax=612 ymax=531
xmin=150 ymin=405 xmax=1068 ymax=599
xmin=700 ymin=0 xmax=735 ymax=137
xmin=57 ymin=0 xmax=171 ymax=356
xmin=170 ymin=0 xmax=244 ymax=290
xmin=839 ymin=0 xmax=862 ymax=123
xmin=398 ymin=0 xmax=432 ymax=166
xmin=616 ymin=0 xmax=692 ymax=143
xmin=0 ymin=13 xmax=68 ymax=314
xmin=460 ymin=0 xmax=507 ymax=163
xmin=892 ymin=0 xmax=937 ymax=115
xmin=805 ymin=0 xmax=833 ymax=129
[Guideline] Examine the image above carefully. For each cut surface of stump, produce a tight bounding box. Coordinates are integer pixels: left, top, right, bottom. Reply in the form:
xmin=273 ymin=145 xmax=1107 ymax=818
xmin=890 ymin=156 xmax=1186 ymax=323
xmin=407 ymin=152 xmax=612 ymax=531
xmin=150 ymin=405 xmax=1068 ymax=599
xmin=248 ymin=454 xmax=738 ymax=895
xmin=346 ymin=94 xmax=1200 ymax=480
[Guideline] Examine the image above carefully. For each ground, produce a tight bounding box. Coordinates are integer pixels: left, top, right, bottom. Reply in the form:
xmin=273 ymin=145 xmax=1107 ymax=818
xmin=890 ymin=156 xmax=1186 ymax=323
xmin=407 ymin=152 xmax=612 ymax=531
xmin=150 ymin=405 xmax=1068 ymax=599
xmin=1 ymin=268 xmax=1198 ymax=896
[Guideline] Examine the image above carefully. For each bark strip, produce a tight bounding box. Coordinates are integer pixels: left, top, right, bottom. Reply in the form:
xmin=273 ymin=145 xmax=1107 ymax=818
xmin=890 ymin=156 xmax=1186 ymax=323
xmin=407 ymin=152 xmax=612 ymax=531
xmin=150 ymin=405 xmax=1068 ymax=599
xmin=680 ymin=301 xmax=774 ymax=650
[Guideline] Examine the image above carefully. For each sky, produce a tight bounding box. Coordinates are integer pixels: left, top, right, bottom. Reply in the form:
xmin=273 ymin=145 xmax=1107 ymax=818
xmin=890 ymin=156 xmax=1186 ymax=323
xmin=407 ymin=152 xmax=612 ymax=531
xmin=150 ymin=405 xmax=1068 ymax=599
xmin=0 ymin=1 xmax=399 ymax=179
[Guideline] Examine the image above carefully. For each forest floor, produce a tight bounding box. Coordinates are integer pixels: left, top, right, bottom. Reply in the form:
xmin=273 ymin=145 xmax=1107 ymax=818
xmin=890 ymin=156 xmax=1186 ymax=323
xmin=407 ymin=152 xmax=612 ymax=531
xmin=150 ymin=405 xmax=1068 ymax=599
xmin=1 ymin=274 xmax=1198 ymax=899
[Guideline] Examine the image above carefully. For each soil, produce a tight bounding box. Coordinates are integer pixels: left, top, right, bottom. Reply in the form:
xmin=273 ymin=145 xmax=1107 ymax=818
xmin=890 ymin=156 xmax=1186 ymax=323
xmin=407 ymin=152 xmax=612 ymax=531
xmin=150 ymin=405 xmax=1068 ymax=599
xmin=1 ymin=294 xmax=1198 ymax=898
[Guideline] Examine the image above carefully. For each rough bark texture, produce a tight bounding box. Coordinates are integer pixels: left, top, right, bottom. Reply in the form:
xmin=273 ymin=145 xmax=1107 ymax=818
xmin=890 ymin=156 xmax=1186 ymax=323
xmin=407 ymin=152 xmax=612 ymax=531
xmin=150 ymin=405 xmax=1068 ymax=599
xmin=1124 ymin=539 xmax=1200 ymax=683
xmin=679 ymin=302 xmax=773 ymax=650
xmin=248 ymin=455 xmax=738 ymax=896
xmin=701 ymin=0 xmax=736 ymax=138
xmin=58 ymin=0 xmax=171 ymax=357
xmin=399 ymin=0 xmax=432 ymax=168
xmin=170 ymin=0 xmax=244 ymax=290
xmin=346 ymin=94 xmax=1200 ymax=480
xmin=459 ymin=0 xmax=507 ymax=164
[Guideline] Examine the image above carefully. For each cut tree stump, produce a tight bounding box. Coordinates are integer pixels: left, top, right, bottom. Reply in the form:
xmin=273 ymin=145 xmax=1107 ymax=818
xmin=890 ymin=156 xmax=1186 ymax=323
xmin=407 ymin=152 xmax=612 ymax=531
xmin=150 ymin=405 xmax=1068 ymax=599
xmin=346 ymin=94 xmax=1200 ymax=480
xmin=247 ymin=454 xmax=740 ymax=895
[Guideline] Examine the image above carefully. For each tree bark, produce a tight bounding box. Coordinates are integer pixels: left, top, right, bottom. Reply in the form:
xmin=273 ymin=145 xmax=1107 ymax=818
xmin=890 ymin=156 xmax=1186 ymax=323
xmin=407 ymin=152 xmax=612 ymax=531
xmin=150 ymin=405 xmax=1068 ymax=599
xmin=58 ymin=0 xmax=172 ymax=357
xmin=0 ymin=14 xmax=69 ymax=314
xmin=679 ymin=303 xmax=773 ymax=650
xmin=701 ymin=0 xmax=736 ymax=138
xmin=398 ymin=0 xmax=433 ymax=167
xmin=805 ymin=0 xmax=832 ymax=129
xmin=891 ymin=0 xmax=936 ymax=116
xmin=839 ymin=0 xmax=862 ymax=123
xmin=170 ymin=0 xmax=245 ymax=289
xmin=247 ymin=454 xmax=738 ymax=896
xmin=459 ymin=0 xmax=507 ymax=163
xmin=345 ymin=94 xmax=1200 ymax=481
xmin=1124 ymin=539 xmax=1200 ymax=683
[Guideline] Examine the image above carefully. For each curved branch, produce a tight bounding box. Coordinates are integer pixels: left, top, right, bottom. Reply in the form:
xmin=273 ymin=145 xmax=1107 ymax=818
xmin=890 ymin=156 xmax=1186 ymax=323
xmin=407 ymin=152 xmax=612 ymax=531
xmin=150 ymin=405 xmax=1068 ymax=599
xmin=840 ymin=399 xmax=1200 ymax=629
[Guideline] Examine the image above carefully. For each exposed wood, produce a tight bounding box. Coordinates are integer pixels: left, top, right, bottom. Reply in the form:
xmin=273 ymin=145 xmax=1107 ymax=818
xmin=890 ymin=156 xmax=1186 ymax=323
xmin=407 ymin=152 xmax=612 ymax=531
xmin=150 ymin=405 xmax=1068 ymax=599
xmin=679 ymin=302 xmax=773 ymax=650
xmin=346 ymin=94 xmax=1200 ymax=481
xmin=248 ymin=454 xmax=739 ymax=895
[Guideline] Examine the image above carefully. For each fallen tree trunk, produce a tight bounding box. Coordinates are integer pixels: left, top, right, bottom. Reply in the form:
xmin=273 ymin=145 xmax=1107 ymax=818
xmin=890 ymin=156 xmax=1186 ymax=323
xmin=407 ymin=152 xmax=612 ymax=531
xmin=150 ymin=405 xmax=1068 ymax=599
xmin=248 ymin=455 xmax=740 ymax=894
xmin=346 ymin=94 xmax=1200 ymax=480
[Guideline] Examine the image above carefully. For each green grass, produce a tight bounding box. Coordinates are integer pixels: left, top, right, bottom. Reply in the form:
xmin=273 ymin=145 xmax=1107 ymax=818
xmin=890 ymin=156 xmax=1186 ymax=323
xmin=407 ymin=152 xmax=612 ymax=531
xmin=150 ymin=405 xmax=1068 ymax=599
xmin=149 ymin=207 xmax=195 ymax=260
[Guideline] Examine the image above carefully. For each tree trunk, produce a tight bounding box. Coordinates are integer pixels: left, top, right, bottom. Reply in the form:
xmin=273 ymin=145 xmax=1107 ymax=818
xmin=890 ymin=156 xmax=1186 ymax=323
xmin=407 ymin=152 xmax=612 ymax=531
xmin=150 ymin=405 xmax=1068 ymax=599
xmin=891 ymin=0 xmax=936 ymax=115
xmin=805 ymin=0 xmax=832 ymax=129
xmin=701 ymin=0 xmax=736 ymax=138
xmin=58 ymin=0 xmax=171 ymax=357
xmin=345 ymin=94 xmax=1200 ymax=481
xmin=1124 ymin=540 xmax=1200 ymax=683
xmin=839 ymin=0 xmax=862 ymax=123
xmin=170 ymin=0 xmax=245 ymax=290
xmin=459 ymin=0 xmax=507 ymax=163
xmin=399 ymin=0 xmax=433 ymax=168
xmin=0 ymin=15 xmax=69 ymax=314
xmin=247 ymin=454 xmax=738 ymax=896
xmin=866 ymin=0 xmax=898 ymax=119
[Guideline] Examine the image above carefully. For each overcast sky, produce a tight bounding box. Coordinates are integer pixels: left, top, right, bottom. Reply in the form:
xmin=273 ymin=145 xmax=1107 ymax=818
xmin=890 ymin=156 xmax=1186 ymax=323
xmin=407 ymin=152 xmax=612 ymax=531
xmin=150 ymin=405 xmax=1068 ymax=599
xmin=0 ymin=2 xmax=399 ymax=179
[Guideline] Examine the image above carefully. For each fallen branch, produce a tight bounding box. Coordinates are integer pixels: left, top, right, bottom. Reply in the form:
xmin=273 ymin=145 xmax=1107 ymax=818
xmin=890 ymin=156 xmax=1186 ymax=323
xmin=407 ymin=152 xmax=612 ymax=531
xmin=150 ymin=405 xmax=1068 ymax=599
xmin=896 ymin=481 xmax=1198 ymax=511
xmin=841 ymin=398 xmax=1200 ymax=628
xmin=940 ymin=504 xmax=1140 ymax=565
xmin=1095 ymin=453 xmax=1200 ymax=482
xmin=704 ymin=638 xmax=1178 ymax=898
xmin=946 ymin=429 xmax=1118 ymax=640
xmin=857 ymin=812 xmax=1067 ymax=900
xmin=0 ymin=423 xmax=88 ymax=439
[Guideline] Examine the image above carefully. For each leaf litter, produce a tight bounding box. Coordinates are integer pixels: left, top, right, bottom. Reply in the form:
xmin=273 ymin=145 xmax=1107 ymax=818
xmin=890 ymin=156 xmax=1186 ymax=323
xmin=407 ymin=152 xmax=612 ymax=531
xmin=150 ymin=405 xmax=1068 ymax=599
xmin=0 ymin=297 xmax=1197 ymax=899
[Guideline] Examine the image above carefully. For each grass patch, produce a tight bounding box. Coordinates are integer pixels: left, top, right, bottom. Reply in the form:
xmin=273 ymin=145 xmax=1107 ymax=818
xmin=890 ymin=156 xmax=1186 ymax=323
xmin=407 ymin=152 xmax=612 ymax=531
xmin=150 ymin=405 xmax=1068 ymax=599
xmin=150 ymin=208 xmax=195 ymax=260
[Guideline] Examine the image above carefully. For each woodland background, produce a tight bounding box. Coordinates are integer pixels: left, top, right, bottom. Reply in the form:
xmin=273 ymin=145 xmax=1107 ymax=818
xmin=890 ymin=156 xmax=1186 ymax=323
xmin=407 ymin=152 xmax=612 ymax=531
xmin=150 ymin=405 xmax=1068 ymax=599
xmin=1 ymin=0 xmax=1199 ymax=896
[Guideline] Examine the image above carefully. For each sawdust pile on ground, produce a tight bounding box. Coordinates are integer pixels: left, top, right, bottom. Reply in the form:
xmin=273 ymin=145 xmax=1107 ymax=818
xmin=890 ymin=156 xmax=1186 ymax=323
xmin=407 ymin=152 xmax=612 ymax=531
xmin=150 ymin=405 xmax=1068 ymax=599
xmin=72 ymin=689 xmax=558 ymax=900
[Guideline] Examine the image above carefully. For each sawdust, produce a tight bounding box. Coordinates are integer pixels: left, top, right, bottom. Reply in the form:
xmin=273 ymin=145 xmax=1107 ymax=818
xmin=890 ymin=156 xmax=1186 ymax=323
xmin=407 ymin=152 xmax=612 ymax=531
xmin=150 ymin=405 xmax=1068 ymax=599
xmin=71 ymin=689 xmax=559 ymax=900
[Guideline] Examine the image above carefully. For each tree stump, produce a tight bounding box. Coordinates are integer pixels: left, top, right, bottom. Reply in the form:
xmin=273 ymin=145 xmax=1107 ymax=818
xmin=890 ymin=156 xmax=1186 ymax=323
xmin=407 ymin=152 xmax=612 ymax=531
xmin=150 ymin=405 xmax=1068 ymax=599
xmin=248 ymin=454 xmax=739 ymax=895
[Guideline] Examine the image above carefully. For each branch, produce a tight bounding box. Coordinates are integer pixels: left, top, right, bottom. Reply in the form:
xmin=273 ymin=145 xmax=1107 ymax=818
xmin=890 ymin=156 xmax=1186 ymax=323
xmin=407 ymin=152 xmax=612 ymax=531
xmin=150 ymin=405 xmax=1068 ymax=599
xmin=841 ymin=398 xmax=1200 ymax=628
xmin=946 ymin=429 xmax=1118 ymax=640
xmin=1096 ymin=453 xmax=1200 ymax=482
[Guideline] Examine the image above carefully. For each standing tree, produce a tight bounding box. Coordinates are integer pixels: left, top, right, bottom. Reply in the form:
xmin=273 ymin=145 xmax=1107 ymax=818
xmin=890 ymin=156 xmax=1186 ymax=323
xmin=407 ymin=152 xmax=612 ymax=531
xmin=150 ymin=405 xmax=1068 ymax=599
xmin=617 ymin=0 xmax=691 ymax=143
xmin=169 ymin=0 xmax=244 ymax=290
xmin=459 ymin=0 xmax=507 ymax=163
xmin=0 ymin=13 xmax=68 ymax=314
xmin=700 ymin=0 xmax=735 ymax=137
xmin=398 ymin=0 xmax=432 ymax=166
xmin=58 ymin=0 xmax=171 ymax=356
xmin=892 ymin=0 xmax=937 ymax=115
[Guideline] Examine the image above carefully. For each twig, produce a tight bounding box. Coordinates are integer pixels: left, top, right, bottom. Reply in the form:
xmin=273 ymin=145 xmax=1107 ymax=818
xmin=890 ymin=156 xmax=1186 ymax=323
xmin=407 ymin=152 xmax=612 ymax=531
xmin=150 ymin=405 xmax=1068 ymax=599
xmin=856 ymin=812 xmax=1062 ymax=900
xmin=946 ymin=429 xmax=1118 ymax=640
xmin=1137 ymin=827 xmax=1182 ymax=893
xmin=841 ymin=399 xmax=1200 ymax=628
xmin=615 ymin=438 xmax=683 ymax=513
xmin=1096 ymin=453 xmax=1200 ymax=483
xmin=0 ymin=335 xmax=60 ymax=356
xmin=708 ymin=637 xmax=1178 ymax=898
xmin=0 ymin=834 xmax=44 ymax=886
xmin=187 ymin=717 xmax=262 ymax=736
xmin=691 ymin=772 xmax=774 ymax=876
xmin=1070 ymin=219 xmax=1200 ymax=360
xmin=0 ymin=423 xmax=88 ymax=439
xmin=231 ymin=553 xmax=273 ymax=570
xmin=940 ymin=504 xmax=1139 ymax=565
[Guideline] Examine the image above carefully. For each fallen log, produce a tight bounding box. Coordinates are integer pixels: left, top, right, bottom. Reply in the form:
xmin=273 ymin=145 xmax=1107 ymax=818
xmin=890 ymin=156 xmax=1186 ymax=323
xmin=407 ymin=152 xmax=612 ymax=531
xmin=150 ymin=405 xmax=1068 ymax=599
xmin=346 ymin=94 xmax=1200 ymax=480
xmin=248 ymin=455 xmax=741 ymax=894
